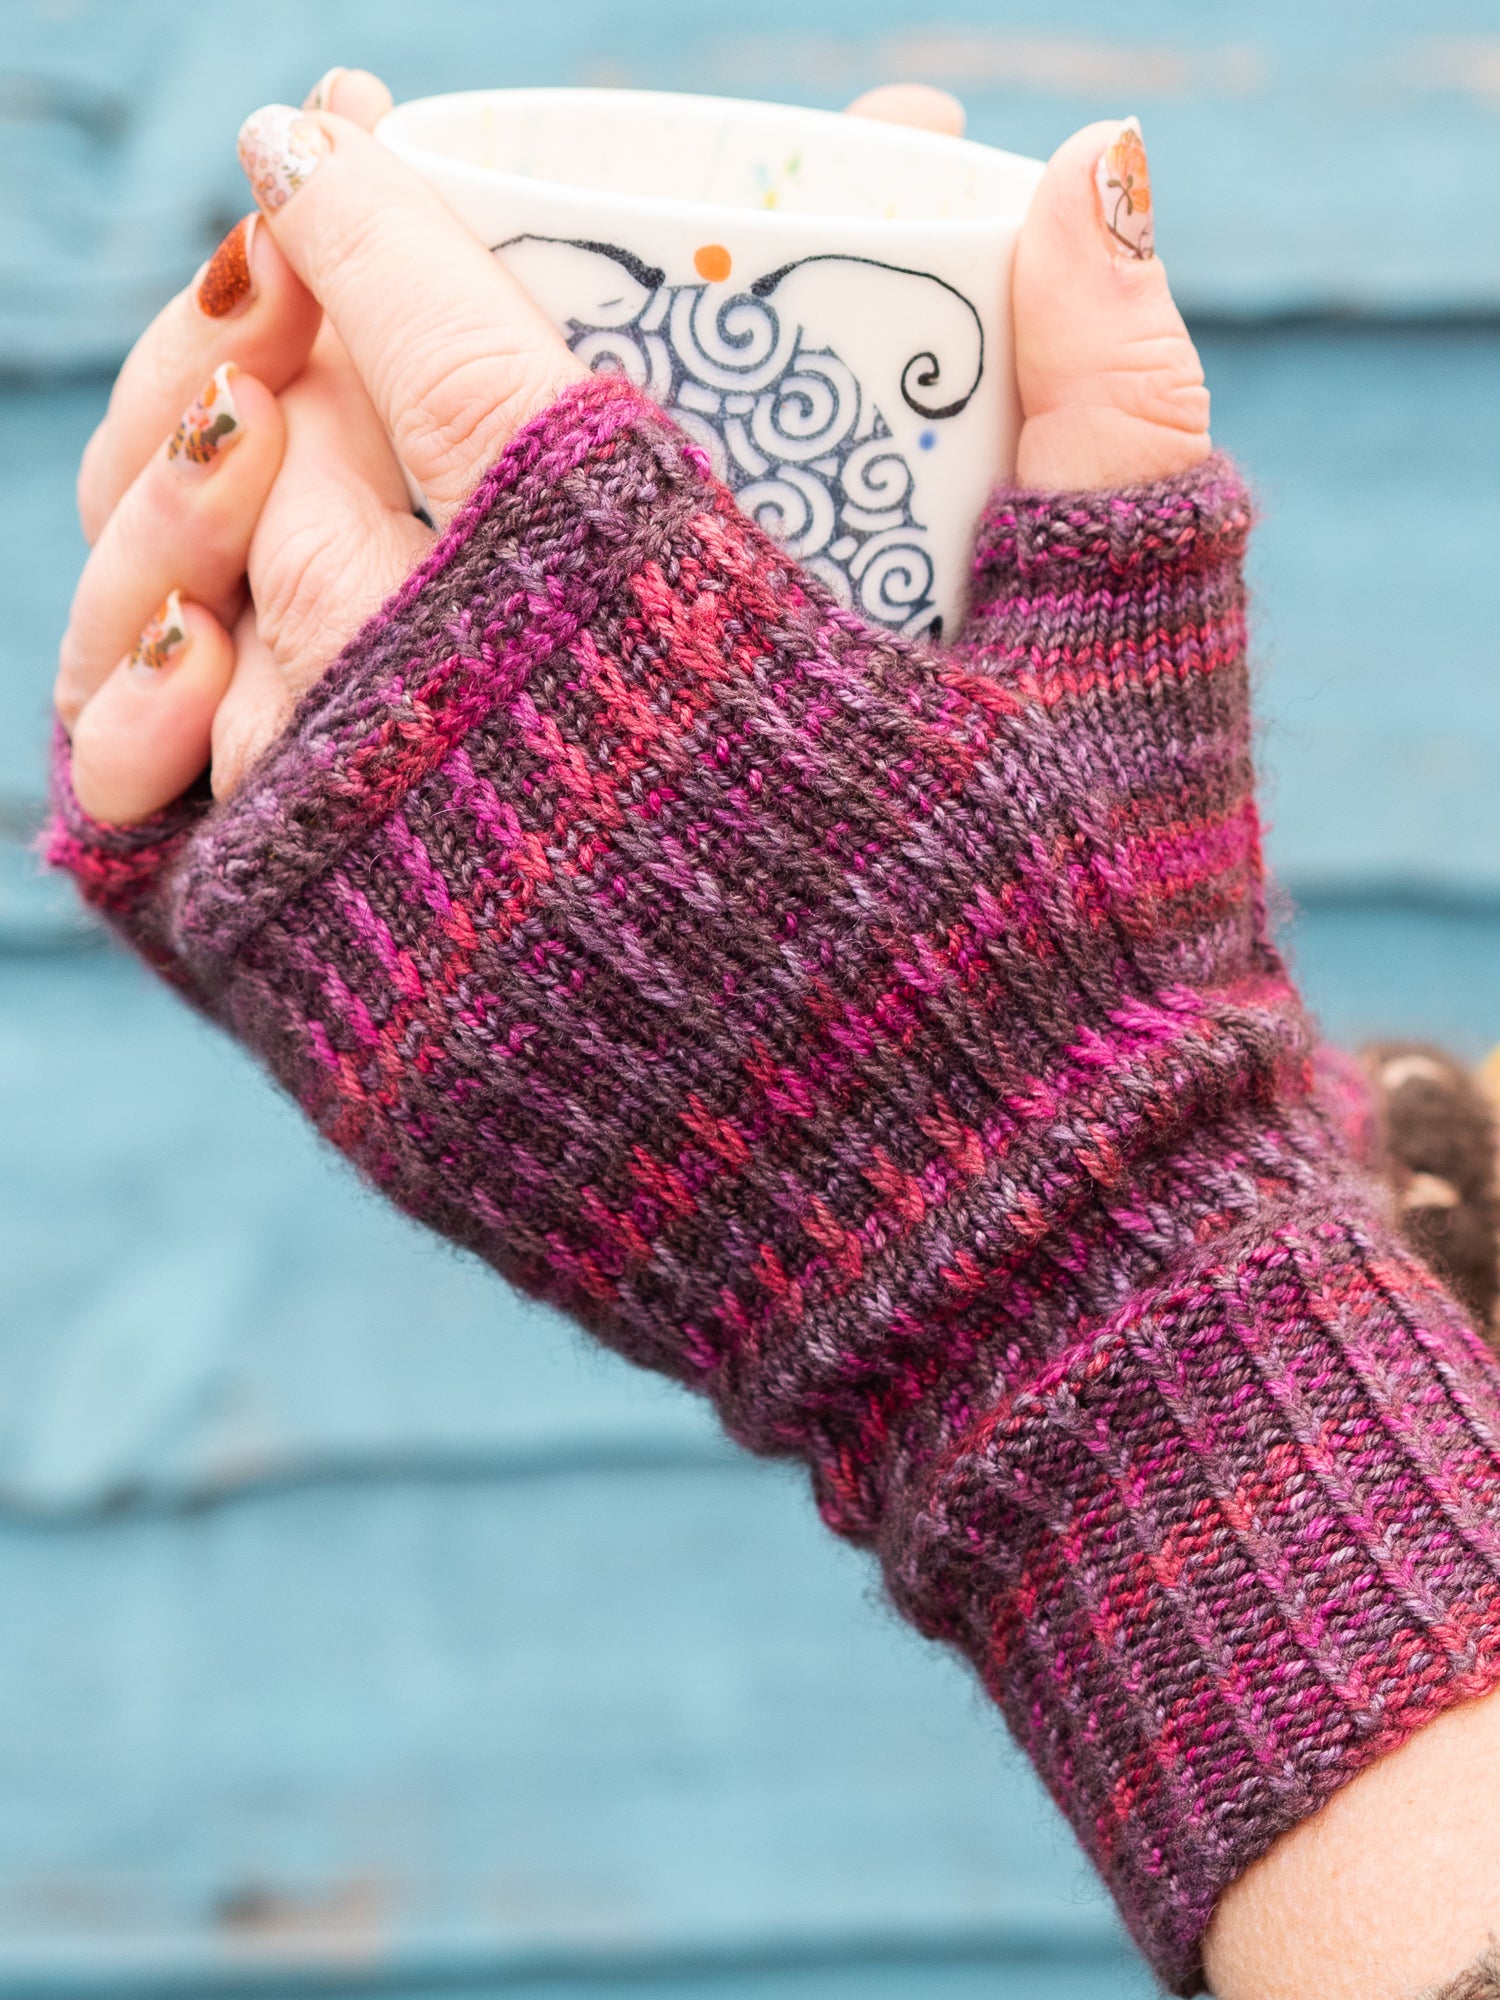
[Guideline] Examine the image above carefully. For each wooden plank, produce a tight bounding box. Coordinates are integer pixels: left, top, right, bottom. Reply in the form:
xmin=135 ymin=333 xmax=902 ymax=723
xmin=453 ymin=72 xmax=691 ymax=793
xmin=0 ymin=1465 xmax=1136 ymax=1989
xmin=0 ymin=953 xmax=720 ymax=1516
xmin=1290 ymin=900 xmax=1500 ymax=1058
xmin=1202 ymin=321 xmax=1500 ymax=895
xmin=5 ymin=0 xmax=1500 ymax=372
xmin=297 ymin=1969 xmax=1157 ymax=2000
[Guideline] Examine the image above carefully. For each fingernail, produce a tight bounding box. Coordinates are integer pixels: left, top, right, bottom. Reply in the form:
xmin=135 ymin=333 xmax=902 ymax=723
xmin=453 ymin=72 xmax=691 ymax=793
xmin=304 ymin=66 xmax=346 ymax=113
xmin=195 ymin=214 xmax=257 ymax=319
xmin=238 ymin=103 xmax=329 ymax=214
xmin=166 ymin=363 xmax=244 ymax=470
xmin=1096 ymin=116 xmax=1154 ymax=262
xmin=127 ymin=593 xmax=188 ymax=680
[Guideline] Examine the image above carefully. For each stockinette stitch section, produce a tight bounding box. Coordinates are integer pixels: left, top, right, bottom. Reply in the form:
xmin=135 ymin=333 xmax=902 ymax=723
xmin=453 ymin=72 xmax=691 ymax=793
xmin=49 ymin=374 xmax=1500 ymax=1991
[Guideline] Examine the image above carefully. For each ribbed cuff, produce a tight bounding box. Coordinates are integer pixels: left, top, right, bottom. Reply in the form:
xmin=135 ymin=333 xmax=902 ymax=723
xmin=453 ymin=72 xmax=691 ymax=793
xmin=970 ymin=452 xmax=1252 ymax=588
xmin=45 ymin=723 xmax=206 ymax=913
xmin=892 ymin=1181 xmax=1500 ymax=1990
xmin=44 ymin=725 xmax=215 ymax=1009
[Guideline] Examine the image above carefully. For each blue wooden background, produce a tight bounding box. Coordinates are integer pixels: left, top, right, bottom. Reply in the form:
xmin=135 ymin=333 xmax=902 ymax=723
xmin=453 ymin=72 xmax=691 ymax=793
xmin=4 ymin=3 xmax=1500 ymax=1995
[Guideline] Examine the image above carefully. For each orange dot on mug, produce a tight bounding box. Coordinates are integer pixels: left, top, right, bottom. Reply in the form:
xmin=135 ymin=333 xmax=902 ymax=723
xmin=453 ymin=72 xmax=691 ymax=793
xmin=694 ymin=243 xmax=732 ymax=282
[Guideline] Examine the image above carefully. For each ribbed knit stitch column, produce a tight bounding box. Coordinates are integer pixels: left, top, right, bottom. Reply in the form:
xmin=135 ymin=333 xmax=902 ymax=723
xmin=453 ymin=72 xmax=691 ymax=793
xmin=49 ymin=375 xmax=1500 ymax=1990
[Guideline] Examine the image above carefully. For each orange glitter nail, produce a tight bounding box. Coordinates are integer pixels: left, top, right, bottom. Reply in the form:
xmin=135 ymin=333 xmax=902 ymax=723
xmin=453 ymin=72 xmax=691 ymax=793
xmin=196 ymin=215 xmax=257 ymax=319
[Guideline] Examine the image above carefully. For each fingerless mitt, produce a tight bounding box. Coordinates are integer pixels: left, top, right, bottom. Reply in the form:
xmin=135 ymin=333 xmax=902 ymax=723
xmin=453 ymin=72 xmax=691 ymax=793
xmin=50 ymin=375 xmax=1500 ymax=1991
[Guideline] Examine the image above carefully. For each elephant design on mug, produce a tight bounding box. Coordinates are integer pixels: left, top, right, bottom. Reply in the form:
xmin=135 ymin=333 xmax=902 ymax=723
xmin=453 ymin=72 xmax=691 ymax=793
xmin=494 ymin=235 xmax=986 ymax=639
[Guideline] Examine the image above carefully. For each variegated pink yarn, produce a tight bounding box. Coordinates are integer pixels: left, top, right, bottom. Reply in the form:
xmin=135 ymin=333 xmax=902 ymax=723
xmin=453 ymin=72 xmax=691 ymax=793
xmin=50 ymin=377 xmax=1500 ymax=1990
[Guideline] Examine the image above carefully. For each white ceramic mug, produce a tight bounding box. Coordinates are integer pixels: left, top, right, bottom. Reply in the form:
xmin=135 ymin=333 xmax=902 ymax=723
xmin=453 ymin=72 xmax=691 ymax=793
xmin=378 ymin=88 xmax=1043 ymax=639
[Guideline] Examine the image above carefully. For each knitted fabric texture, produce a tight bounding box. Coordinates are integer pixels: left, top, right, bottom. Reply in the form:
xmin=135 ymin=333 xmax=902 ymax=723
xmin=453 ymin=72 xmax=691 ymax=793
xmin=49 ymin=375 xmax=1500 ymax=1991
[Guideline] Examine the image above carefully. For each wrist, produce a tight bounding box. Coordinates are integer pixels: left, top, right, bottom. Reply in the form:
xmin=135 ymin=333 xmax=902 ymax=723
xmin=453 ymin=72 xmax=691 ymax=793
xmin=1205 ymin=1682 xmax=1500 ymax=2000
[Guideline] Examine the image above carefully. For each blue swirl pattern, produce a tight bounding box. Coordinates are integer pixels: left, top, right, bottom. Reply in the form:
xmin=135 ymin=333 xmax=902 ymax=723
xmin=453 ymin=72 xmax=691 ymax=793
xmin=567 ymin=283 xmax=938 ymax=637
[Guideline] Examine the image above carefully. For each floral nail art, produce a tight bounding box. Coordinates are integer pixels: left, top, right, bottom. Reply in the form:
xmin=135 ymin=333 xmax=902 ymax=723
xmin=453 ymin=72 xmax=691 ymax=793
xmin=167 ymin=363 xmax=243 ymax=469
xmin=238 ymin=103 xmax=328 ymax=214
xmin=1096 ymin=117 xmax=1154 ymax=261
xmin=127 ymin=593 xmax=188 ymax=677
xmin=196 ymin=215 xmax=256 ymax=320
xmin=305 ymin=67 xmax=346 ymax=113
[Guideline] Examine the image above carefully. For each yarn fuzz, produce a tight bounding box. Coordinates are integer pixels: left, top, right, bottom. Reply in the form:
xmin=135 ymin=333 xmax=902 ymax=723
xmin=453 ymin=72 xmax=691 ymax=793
xmin=48 ymin=377 xmax=1500 ymax=1991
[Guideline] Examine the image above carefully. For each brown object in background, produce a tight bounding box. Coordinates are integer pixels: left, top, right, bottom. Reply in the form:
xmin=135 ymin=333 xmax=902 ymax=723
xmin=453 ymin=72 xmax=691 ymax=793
xmin=1362 ymin=1040 xmax=1500 ymax=1334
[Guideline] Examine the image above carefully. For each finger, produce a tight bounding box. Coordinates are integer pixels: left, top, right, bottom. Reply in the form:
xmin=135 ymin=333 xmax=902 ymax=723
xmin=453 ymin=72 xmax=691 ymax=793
xmin=247 ymin=322 xmax=432 ymax=700
xmin=843 ymin=84 xmax=966 ymax=137
xmin=304 ymin=66 xmax=393 ymax=128
xmin=209 ymin=606 xmax=296 ymax=801
xmin=70 ymin=597 xmax=234 ymax=824
xmin=237 ymin=104 xmax=588 ymax=519
xmin=79 ymin=216 xmax=319 ymax=543
xmin=208 ymin=326 xmax=431 ymax=799
xmin=58 ymin=366 xmax=284 ymax=726
xmin=1012 ymin=118 xmax=1211 ymax=490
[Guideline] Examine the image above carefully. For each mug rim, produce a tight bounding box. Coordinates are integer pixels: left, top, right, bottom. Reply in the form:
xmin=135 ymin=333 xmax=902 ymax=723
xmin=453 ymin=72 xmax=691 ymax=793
xmin=377 ymin=86 xmax=1044 ymax=239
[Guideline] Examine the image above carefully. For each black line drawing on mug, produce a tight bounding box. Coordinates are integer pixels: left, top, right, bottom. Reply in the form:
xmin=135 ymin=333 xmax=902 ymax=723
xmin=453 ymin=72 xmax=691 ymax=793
xmin=493 ymin=235 xmax=986 ymax=638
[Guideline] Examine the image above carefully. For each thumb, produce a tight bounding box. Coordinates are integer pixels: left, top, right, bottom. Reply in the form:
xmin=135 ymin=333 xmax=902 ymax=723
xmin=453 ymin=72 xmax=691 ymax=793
xmin=1012 ymin=118 xmax=1211 ymax=490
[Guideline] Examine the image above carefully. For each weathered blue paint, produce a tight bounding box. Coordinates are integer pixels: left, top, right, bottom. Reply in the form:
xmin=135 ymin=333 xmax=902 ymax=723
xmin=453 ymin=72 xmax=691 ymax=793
xmin=3 ymin=905 xmax=1498 ymax=1995
xmin=5 ymin=4 xmax=1500 ymax=1995
xmin=6 ymin=0 xmax=1500 ymax=371
xmin=4 ymin=911 xmax=1499 ymax=1996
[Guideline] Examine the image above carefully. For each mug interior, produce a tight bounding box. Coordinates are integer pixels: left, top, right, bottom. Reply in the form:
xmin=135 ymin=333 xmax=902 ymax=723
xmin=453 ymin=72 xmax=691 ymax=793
xmin=379 ymin=88 xmax=1040 ymax=225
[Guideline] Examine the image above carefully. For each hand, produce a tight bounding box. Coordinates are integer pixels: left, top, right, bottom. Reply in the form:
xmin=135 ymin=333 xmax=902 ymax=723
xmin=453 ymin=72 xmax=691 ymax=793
xmin=58 ymin=76 xmax=1209 ymax=824
xmin=847 ymin=86 xmax=1210 ymax=488
xmin=56 ymin=65 xmax=584 ymax=824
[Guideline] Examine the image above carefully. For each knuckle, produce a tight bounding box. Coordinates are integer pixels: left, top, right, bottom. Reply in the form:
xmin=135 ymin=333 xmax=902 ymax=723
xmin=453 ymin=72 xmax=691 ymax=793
xmin=211 ymin=700 xmax=285 ymax=803
xmin=392 ymin=360 xmax=504 ymax=496
xmin=251 ymin=506 xmax=368 ymax=671
xmin=392 ymin=347 xmax=570 ymax=505
xmin=82 ymin=488 xmax=191 ymax=621
xmin=141 ymin=297 xmax=211 ymax=414
xmin=1107 ymin=329 xmax=1210 ymax=435
xmin=55 ymin=631 xmax=90 ymax=729
xmin=84 ymin=292 xmax=208 ymax=518
xmin=130 ymin=465 xmax=192 ymax=548
xmin=1131 ymin=365 xmax=1211 ymax=435
xmin=306 ymin=195 xmax=576 ymax=507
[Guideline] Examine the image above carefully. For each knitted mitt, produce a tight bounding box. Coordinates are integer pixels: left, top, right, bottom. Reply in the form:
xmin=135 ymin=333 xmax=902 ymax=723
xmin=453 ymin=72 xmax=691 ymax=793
xmin=49 ymin=376 xmax=1500 ymax=1991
